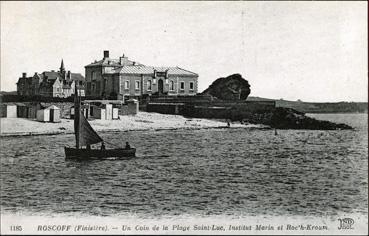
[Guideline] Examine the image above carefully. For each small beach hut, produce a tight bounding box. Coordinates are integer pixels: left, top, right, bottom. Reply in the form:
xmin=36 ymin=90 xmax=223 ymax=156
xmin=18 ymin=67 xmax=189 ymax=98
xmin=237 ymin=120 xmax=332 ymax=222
xmin=89 ymin=103 xmax=113 ymax=120
xmin=112 ymin=107 xmax=119 ymax=119
xmin=0 ymin=103 xmax=17 ymax=118
xmin=47 ymin=105 xmax=61 ymax=122
xmin=28 ymin=103 xmax=42 ymax=119
xmin=16 ymin=103 xmax=41 ymax=119
xmin=105 ymin=104 xmax=113 ymax=120
xmin=16 ymin=103 xmax=27 ymax=118
xmin=37 ymin=105 xmax=61 ymax=123
xmin=127 ymin=99 xmax=139 ymax=115
xmin=37 ymin=108 xmax=50 ymax=122
xmin=70 ymin=106 xmax=75 ymax=119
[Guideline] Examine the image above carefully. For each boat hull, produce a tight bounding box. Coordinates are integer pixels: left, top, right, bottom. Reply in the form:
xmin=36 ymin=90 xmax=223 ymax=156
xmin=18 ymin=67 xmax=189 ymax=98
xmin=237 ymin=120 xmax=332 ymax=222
xmin=64 ymin=147 xmax=136 ymax=160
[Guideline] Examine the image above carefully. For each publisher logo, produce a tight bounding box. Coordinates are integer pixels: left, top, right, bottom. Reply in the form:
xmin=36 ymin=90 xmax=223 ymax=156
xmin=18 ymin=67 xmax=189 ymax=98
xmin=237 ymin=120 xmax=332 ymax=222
xmin=338 ymin=218 xmax=354 ymax=230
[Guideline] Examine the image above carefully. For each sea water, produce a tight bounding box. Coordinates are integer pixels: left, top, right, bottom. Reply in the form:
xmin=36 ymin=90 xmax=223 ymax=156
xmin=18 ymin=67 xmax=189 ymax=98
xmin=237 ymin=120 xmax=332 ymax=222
xmin=0 ymin=113 xmax=367 ymax=218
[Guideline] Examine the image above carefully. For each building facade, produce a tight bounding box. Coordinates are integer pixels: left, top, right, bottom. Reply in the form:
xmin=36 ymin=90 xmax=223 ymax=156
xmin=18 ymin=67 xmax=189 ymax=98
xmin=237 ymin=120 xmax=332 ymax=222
xmin=17 ymin=60 xmax=85 ymax=97
xmin=85 ymin=51 xmax=199 ymax=99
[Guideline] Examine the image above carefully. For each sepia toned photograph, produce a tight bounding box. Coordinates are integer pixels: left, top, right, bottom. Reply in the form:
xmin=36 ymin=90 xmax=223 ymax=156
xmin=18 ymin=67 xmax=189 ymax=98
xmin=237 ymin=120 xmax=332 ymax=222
xmin=0 ymin=1 xmax=367 ymax=235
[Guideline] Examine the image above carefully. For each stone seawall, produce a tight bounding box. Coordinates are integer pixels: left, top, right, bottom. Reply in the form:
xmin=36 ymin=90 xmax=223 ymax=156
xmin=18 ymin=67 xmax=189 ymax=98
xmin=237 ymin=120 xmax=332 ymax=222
xmin=146 ymin=101 xmax=276 ymax=119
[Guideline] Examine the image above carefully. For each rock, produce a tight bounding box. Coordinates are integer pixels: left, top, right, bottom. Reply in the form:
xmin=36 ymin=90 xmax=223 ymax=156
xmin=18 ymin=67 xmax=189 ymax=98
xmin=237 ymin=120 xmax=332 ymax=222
xmin=271 ymin=107 xmax=353 ymax=130
xmin=259 ymin=107 xmax=352 ymax=130
xmin=201 ymin=74 xmax=251 ymax=100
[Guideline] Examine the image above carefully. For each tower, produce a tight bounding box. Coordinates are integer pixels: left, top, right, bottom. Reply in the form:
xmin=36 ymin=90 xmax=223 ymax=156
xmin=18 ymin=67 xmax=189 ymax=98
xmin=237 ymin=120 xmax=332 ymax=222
xmin=59 ymin=59 xmax=66 ymax=75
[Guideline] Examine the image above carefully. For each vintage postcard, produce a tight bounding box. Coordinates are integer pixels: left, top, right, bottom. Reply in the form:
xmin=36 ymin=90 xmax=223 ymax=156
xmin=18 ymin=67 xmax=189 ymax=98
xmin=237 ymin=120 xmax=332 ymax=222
xmin=0 ymin=1 xmax=367 ymax=235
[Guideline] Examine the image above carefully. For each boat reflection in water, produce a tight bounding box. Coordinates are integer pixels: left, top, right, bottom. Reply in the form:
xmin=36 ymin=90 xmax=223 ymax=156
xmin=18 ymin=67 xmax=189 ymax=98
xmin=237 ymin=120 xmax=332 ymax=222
xmin=64 ymin=83 xmax=136 ymax=160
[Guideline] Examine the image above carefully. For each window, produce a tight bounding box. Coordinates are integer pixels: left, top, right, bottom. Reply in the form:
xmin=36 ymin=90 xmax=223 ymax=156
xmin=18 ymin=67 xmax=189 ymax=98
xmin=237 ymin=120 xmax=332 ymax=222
xmin=87 ymin=82 xmax=91 ymax=93
xmin=124 ymin=81 xmax=129 ymax=90
xmin=92 ymin=71 xmax=97 ymax=80
xmin=96 ymin=81 xmax=101 ymax=93
xmin=180 ymin=81 xmax=185 ymax=90
xmin=147 ymin=80 xmax=152 ymax=91
xmin=190 ymin=82 xmax=194 ymax=90
xmin=135 ymin=81 xmax=140 ymax=90
xmin=170 ymin=80 xmax=174 ymax=91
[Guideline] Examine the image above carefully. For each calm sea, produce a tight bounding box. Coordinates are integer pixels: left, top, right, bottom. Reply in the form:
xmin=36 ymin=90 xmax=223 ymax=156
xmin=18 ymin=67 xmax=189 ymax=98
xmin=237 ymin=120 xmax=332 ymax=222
xmin=0 ymin=113 xmax=367 ymax=218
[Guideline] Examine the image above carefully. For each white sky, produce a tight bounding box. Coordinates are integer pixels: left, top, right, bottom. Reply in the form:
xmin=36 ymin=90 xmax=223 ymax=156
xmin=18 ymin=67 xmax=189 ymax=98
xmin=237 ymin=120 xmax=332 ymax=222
xmin=1 ymin=1 xmax=367 ymax=102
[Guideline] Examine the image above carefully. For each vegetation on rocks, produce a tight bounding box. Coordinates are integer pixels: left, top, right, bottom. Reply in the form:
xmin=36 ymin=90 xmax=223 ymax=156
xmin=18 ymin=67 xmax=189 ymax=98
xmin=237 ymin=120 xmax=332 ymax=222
xmin=201 ymin=74 xmax=251 ymax=100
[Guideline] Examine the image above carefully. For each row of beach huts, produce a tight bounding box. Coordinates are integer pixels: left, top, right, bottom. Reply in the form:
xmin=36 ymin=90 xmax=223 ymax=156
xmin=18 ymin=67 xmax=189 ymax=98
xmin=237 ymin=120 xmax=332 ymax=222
xmin=0 ymin=99 xmax=138 ymax=122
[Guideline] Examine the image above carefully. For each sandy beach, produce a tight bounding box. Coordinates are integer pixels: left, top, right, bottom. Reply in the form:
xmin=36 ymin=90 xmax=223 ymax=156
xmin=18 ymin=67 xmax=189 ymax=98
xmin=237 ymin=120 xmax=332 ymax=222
xmin=0 ymin=112 xmax=266 ymax=137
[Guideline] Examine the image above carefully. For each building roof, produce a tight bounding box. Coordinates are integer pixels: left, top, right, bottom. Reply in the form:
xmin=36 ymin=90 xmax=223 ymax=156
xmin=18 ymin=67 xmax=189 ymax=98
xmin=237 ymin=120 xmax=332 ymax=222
xmin=70 ymin=73 xmax=85 ymax=81
xmin=83 ymin=100 xmax=124 ymax=105
xmin=85 ymin=53 xmax=198 ymax=76
xmin=1 ymin=102 xmax=17 ymax=106
xmin=43 ymin=71 xmax=63 ymax=81
xmin=115 ymin=65 xmax=198 ymax=76
xmin=85 ymin=58 xmax=141 ymax=67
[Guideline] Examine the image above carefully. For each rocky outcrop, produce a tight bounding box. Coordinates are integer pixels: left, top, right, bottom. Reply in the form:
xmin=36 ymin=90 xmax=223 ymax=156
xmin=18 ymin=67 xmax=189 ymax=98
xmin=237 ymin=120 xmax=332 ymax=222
xmin=202 ymin=74 xmax=251 ymax=100
xmin=242 ymin=107 xmax=353 ymax=130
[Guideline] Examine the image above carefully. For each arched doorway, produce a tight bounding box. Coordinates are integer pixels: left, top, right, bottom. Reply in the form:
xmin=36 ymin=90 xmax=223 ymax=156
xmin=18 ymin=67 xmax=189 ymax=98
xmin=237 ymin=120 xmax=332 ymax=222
xmin=158 ymin=79 xmax=164 ymax=94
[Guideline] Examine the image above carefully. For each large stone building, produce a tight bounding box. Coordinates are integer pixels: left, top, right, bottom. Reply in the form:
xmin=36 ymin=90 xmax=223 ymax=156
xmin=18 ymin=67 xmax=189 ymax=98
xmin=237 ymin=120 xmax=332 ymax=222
xmin=85 ymin=51 xmax=199 ymax=99
xmin=17 ymin=60 xmax=85 ymax=97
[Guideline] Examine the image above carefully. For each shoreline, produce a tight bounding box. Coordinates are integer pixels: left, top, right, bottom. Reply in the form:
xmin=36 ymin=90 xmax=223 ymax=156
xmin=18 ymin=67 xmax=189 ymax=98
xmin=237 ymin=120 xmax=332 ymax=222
xmin=0 ymin=126 xmax=270 ymax=138
xmin=0 ymin=112 xmax=268 ymax=137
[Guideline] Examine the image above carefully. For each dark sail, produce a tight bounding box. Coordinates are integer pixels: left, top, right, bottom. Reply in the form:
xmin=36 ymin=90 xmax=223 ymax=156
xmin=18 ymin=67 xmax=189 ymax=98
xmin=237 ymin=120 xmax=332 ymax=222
xmin=77 ymin=112 xmax=103 ymax=146
xmin=74 ymin=83 xmax=103 ymax=148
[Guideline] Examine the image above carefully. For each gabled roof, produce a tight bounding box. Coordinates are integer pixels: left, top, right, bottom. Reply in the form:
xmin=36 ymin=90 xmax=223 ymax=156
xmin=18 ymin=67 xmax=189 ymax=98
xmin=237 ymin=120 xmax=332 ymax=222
xmin=16 ymin=77 xmax=26 ymax=84
xmin=115 ymin=65 xmax=198 ymax=76
xmin=34 ymin=73 xmax=44 ymax=80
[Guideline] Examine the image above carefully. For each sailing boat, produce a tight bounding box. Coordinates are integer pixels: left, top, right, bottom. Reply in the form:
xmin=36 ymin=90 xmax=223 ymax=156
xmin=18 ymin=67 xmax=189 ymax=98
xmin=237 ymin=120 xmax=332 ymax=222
xmin=64 ymin=83 xmax=136 ymax=159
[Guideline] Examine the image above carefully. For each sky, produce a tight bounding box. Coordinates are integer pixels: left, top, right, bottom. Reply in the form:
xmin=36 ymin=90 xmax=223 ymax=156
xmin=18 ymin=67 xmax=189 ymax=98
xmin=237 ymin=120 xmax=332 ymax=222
xmin=0 ymin=1 xmax=367 ymax=102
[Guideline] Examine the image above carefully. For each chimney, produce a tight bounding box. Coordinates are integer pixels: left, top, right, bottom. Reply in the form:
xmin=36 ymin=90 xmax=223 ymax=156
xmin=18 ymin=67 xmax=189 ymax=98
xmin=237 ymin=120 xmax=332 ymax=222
xmin=67 ymin=71 xmax=71 ymax=80
xmin=22 ymin=72 xmax=27 ymax=78
xmin=103 ymin=50 xmax=109 ymax=59
xmin=119 ymin=54 xmax=128 ymax=65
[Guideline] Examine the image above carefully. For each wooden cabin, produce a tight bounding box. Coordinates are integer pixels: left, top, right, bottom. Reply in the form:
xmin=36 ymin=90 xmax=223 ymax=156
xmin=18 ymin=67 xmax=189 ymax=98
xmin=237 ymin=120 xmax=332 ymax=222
xmin=37 ymin=105 xmax=61 ymax=122
xmin=0 ymin=103 xmax=17 ymax=118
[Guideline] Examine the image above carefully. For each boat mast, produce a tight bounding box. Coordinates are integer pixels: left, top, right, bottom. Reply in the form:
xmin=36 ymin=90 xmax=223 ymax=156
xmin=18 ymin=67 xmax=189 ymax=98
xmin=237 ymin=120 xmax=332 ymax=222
xmin=74 ymin=81 xmax=80 ymax=149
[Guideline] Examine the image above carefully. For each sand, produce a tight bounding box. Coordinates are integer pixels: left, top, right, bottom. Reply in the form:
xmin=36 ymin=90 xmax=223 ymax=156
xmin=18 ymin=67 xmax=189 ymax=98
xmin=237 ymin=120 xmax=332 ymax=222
xmin=0 ymin=112 xmax=266 ymax=136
